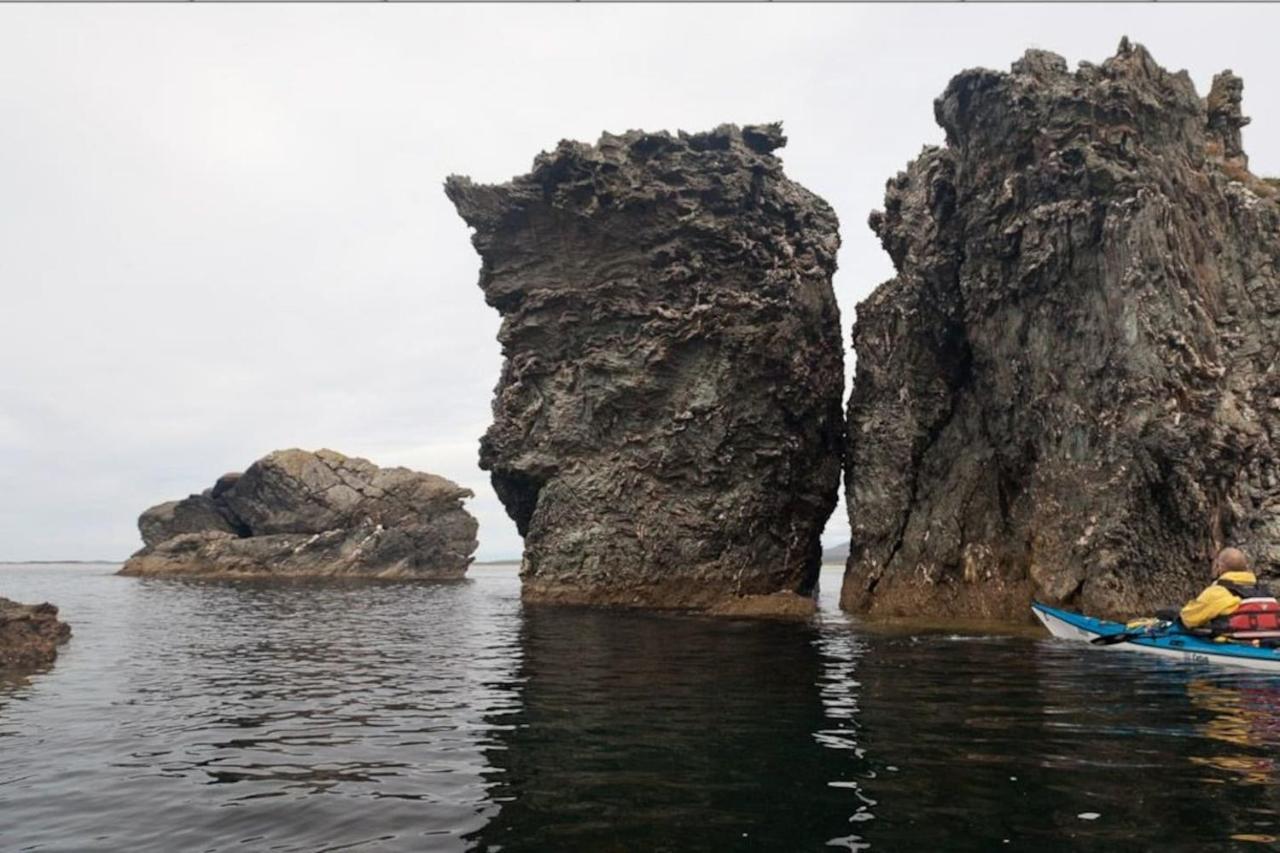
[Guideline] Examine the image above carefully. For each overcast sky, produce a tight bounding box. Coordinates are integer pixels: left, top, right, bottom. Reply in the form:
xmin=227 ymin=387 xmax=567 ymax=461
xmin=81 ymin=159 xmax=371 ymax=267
xmin=2 ymin=5 xmax=1278 ymax=562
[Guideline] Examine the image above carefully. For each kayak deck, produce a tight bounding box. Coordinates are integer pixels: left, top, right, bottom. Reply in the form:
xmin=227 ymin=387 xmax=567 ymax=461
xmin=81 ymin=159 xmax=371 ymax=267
xmin=1032 ymin=602 xmax=1280 ymax=672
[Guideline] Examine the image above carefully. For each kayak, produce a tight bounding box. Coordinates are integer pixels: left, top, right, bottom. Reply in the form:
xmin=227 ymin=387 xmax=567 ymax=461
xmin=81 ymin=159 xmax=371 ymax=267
xmin=1032 ymin=601 xmax=1280 ymax=673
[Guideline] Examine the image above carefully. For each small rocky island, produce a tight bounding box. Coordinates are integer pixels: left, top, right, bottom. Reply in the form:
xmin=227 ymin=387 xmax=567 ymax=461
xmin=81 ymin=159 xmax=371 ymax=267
xmin=844 ymin=40 xmax=1280 ymax=620
xmin=0 ymin=598 xmax=70 ymax=669
xmin=447 ymin=123 xmax=844 ymax=615
xmin=120 ymin=449 xmax=478 ymax=578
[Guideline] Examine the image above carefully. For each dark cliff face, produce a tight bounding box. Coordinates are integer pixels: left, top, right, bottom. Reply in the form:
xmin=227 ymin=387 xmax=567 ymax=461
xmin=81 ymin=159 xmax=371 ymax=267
xmin=844 ymin=40 xmax=1280 ymax=620
xmin=121 ymin=449 xmax=478 ymax=578
xmin=447 ymin=123 xmax=843 ymax=611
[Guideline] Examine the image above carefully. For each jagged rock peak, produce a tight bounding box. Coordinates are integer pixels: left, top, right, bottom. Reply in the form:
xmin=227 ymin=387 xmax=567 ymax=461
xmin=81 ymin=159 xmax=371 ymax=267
xmin=1207 ymin=70 xmax=1250 ymax=166
xmin=446 ymin=122 xmax=812 ymax=282
xmin=121 ymin=449 xmax=478 ymax=579
xmin=448 ymin=122 xmax=844 ymax=614
xmin=845 ymin=41 xmax=1280 ymax=621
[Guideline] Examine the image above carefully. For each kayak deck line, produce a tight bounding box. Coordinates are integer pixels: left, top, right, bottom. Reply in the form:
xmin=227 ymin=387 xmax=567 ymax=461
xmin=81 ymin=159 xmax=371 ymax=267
xmin=1031 ymin=602 xmax=1280 ymax=673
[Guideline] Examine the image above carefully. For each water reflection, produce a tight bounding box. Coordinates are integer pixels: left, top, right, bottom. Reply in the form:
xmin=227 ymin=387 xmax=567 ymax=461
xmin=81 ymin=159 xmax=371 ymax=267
xmin=815 ymin=630 xmax=1280 ymax=850
xmin=469 ymin=605 xmax=867 ymax=852
xmin=7 ymin=566 xmax=1280 ymax=850
xmin=1187 ymin=678 xmax=1280 ymax=788
xmin=0 ymin=568 xmax=525 ymax=851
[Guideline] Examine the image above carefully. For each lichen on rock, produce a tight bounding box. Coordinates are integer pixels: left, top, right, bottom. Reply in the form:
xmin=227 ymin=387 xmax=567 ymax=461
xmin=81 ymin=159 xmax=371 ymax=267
xmin=120 ymin=449 xmax=478 ymax=578
xmin=0 ymin=598 xmax=70 ymax=670
xmin=447 ymin=123 xmax=843 ymax=611
xmin=844 ymin=39 xmax=1280 ymax=620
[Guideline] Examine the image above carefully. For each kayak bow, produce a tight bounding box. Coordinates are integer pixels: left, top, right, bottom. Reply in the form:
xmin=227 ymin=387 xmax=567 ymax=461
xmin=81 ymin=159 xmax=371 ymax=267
xmin=1032 ymin=602 xmax=1280 ymax=673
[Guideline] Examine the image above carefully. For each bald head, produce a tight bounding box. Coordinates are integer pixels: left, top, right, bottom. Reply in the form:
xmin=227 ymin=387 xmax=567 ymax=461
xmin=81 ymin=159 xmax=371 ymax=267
xmin=1214 ymin=547 xmax=1249 ymax=577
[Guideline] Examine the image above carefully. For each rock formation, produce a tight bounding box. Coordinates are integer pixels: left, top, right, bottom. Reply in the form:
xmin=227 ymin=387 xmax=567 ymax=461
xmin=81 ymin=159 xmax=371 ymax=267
xmin=0 ymin=598 xmax=70 ymax=669
xmin=845 ymin=39 xmax=1280 ymax=620
xmin=447 ymin=123 xmax=843 ymax=612
xmin=120 ymin=449 xmax=478 ymax=578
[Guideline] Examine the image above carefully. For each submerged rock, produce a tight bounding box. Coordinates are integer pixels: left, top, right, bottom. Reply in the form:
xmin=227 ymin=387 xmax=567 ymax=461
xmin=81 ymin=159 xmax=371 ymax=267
xmin=121 ymin=449 xmax=478 ymax=578
xmin=706 ymin=591 xmax=817 ymax=621
xmin=845 ymin=40 xmax=1280 ymax=620
xmin=0 ymin=598 xmax=70 ymax=669
xmin=447 ymin=123 xmax=843 ymax=610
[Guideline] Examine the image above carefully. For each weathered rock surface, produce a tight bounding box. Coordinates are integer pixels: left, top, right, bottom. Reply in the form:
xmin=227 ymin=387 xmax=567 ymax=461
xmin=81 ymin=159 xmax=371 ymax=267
xmin=447 ymin=123 xmax=843 ymax=611
xmin=121 ymin=449 xmax=478 ymax=578
xmin=845 ymin=40 xmax=1280 ymax=620
xmin=0 ymin=598 xmax=70 ymax=669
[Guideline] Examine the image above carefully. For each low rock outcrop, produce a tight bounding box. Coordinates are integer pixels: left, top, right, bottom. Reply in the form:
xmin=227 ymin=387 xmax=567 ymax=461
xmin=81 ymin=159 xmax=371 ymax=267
xmin=0 ymin=598 xmax=70 ymax=669
xmin=447 ymin=123 xmax=843 ymax=612
xmin=121 ymin=449 xmax=478 ymax=578
xmin=845 ymin=40 xmax=1280 ymax=620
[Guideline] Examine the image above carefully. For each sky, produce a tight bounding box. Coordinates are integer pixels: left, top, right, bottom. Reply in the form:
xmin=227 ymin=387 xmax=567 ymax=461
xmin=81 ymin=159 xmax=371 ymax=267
xmin=2 ymin=5 xmax=1278 ymax=562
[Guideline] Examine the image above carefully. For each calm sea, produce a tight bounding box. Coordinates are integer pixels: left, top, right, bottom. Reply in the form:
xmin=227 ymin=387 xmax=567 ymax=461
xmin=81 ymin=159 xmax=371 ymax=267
xmin=2 ymin=564 xmax=1279 ymax=851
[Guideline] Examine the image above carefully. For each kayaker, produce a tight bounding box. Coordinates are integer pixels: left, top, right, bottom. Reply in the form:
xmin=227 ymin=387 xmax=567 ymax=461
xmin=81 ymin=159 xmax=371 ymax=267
xmin=1176 ymin=548 xmax=1280 ymax=642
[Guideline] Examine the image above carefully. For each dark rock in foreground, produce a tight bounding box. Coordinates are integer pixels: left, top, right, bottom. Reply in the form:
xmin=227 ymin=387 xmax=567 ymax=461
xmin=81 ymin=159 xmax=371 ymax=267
xmin=121 ymin=449 xmax=478 ymax=578
xmin=447 ymin=123 xmax=843 ymax=612
xmin=0 ymin=598 xmax=70 ymax=669
xmin=845 ymin=40 xmax=1280 ymax=620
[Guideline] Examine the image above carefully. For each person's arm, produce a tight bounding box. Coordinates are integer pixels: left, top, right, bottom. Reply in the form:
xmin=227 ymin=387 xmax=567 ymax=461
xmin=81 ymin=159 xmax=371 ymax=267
xmin=1180 ymin=585 xmax=1232 ymax=629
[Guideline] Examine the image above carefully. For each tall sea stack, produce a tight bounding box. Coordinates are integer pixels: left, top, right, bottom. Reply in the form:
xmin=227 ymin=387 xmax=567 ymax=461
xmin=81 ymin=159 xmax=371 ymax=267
xmin=448 ymin=123 xmax=843 ymax=611
xmin=845 ymin=40 xmax=1280 ymax=620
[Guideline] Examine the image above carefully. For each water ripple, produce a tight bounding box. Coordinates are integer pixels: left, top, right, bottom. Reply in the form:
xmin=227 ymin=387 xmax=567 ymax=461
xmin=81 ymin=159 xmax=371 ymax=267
xmin=3 ymin=565 xmax=1280 ymax=850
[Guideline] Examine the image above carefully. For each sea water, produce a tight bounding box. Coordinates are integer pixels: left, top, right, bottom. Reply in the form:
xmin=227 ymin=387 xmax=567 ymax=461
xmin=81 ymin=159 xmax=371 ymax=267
xmin=2 ymin=564 xmax=1279 ymax=851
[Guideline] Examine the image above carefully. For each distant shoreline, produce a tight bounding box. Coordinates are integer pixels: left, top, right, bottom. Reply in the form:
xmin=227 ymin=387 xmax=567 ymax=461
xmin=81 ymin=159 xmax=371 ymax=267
xmin=0 ymin=560 xmax=121 ymax=565
xmin=1 ymin=559 xmax=847 ymax=570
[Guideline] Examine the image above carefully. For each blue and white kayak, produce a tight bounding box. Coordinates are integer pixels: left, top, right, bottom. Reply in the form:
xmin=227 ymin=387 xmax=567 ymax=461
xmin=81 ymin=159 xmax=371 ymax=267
xmin=1032 ymin=602 xmax=1280 ymax=673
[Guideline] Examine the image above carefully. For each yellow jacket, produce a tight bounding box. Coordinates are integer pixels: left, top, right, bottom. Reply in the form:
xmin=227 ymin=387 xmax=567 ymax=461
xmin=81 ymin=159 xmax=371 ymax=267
xmin=1179 ymin=571 xmax=1258 ymax=629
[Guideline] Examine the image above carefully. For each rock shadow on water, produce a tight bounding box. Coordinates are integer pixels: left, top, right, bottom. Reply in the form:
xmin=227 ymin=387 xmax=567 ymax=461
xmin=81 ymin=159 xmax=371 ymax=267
xmin=1021 ymin=657 xmax=1280 ymax=848
xmin=467 ymin=604 xmax=874 ymax=852
xmin=833 ymin=625 xmax=1280 ymax=850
